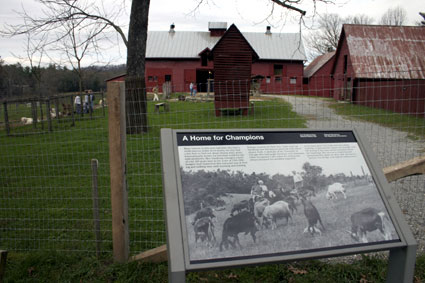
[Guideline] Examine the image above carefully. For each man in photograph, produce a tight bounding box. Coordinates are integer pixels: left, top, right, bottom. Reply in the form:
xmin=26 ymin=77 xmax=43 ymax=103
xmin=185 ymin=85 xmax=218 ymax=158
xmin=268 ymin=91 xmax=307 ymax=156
xmin=250 ymin=180 xmax=268 ymax=201
xmin=292 ymin=171 xmax=303 ymax=191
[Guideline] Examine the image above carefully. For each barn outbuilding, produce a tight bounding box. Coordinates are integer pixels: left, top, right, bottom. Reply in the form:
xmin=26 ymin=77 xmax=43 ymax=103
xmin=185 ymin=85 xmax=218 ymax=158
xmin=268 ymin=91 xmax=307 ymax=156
xmin=211 ymin=24 xmax=259 ymax=116
xmin=303 ymin=51 xmax=335 ymax=97
xmin=331 ymin=24 xmax=425 ymax=117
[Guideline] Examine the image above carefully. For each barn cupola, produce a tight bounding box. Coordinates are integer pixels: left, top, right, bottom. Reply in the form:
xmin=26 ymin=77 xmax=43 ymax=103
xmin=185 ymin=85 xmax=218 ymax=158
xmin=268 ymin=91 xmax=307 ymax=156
xmin=208 ymin=22 xmax=227 ymax=36
xmin=266 ymin=26 xmax=271 ymax=35
xmin=169 ymin=23 xmax=175 ymax=34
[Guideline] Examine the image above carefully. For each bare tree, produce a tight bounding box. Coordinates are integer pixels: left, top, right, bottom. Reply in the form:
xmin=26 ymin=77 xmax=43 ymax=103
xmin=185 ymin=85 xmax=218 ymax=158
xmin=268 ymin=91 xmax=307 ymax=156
xmin=379 ymin=6 xmax=407 ymax=26
xmin=304 ymin=13 xmax=342 ymax=57
xmin=58 ymin=18 xmax=107 ymax=97
xmin=304 ymin=13 xmax=375 ymax=59
xmin=344 ymin=14 xmax=374 ymax=25
xmin=419 ymin=12 xmax=425 ymax=26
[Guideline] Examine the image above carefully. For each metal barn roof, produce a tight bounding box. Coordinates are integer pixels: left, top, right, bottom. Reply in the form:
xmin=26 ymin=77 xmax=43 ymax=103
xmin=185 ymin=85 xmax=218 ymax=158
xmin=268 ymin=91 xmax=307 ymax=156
xmin=343 ymin=25 xmax=425 ymax=79
xmin=146 ymin=29 xmax=307 ymax=61
xmin=304 ymin=51 xmax=335 ymax=78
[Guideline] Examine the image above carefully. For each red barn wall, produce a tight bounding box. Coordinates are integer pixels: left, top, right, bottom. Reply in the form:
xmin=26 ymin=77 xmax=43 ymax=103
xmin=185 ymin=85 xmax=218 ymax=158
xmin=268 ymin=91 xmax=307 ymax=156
xmin=145 ymin=60 xmax=213 ymax=92
xmin=252 ymin=61 xmax=304 ymax=94
xmin=331 ymin=35 xmax=355 ymax=100
xmin=305 ymin=58 xmax=335 ymax=97
xmin=354 ymin=79 xmax=425 ymax=117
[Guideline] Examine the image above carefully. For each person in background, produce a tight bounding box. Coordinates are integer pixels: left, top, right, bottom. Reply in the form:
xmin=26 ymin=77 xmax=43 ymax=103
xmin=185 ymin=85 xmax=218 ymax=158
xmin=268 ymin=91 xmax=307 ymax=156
xmin=74 ymin=95 xmax=81 ymax=114
xmin=83 ymin=91 xmax=89 ymax=113
xmin=89 ymin=91 xmax=95 ymax=113
xmin=189 ymin=82 xmax=194 ymax=96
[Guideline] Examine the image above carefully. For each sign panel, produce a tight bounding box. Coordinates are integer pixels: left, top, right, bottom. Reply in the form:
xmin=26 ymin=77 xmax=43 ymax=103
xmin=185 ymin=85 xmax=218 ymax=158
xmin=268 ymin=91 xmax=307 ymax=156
xmin=162 ymin=129 xmax=406 ymax=271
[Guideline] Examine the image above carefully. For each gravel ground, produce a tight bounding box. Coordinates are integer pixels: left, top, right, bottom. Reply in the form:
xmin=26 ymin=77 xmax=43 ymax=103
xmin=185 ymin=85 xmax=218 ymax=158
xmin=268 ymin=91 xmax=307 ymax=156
xmin=265 ymin=95 xmax=425 ymax=254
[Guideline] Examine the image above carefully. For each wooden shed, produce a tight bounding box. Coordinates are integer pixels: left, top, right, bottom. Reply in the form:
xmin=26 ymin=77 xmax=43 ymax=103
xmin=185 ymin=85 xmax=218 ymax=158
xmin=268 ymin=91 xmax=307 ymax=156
xmin=211 ymin=24 xmax=259 ymax=116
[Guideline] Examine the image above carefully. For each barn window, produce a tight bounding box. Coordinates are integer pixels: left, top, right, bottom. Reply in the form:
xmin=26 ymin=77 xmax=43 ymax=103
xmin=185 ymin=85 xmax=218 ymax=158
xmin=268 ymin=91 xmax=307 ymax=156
xmin=153 ymin=76 xmax=158 ymax=82
xmin=165 ymin=75 xmax=172 ymax=82
xmin=266 ymin=76 xmax=271 ymax=83
xmin=148 ymin=76 xmax=153 ymax=82
xmin=274 ymin=65 xmax=283 ymax=75
xmin=201 ymin=54 xmax=208 ymax=66
xmin=303 ymin=77 xmax=309 ymax=85
xmin=275 ymin=76 xmax=282 ymax=83
xmin=290 ymin=77 xmax=297 ymax=84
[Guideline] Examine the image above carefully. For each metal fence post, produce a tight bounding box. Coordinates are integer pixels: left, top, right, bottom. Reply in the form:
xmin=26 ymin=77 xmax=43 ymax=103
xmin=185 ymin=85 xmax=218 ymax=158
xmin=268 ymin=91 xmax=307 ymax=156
xmin=91 ymin=159 xmax=102 ymax=258
xmin=107 ymin=81 xmax=129 ymax=262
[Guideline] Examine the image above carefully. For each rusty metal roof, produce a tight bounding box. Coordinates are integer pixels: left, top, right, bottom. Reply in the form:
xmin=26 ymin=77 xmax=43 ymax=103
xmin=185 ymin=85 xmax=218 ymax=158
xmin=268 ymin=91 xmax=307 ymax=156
xmin=304 ymin=51 xmax=335 ymax=78
xmin=343 ymin=25 xmax=425 ymax=79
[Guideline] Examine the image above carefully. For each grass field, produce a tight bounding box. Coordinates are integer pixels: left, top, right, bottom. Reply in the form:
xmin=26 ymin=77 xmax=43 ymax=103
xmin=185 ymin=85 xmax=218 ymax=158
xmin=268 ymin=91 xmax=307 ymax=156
xmin=1 ymin=95 xmax=424 ymax=281
xmin=0 ymin=97 xmax=306 ymax=254
xmin=329 ymin=102 xmax=425 ymax=139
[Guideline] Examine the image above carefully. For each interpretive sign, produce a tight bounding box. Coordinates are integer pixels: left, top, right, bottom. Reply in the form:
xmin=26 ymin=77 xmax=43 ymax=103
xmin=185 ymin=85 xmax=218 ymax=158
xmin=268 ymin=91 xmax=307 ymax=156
xmin=160 ymin=129 xmax=416 ymax=283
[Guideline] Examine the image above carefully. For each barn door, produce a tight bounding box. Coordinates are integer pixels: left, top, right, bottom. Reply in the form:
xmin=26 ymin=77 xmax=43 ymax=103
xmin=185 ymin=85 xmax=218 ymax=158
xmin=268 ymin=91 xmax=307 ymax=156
xmin=184 ymin=69 xmax=196 ymax=92
xmin=343 ymin=78 xmax=352 ymax=101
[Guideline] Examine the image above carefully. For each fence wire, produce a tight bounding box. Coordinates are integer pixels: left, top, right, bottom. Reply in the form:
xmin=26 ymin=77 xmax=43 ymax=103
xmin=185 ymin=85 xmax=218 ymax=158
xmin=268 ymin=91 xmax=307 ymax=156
xmin=1 ymin=73 xmax=424 ymax=256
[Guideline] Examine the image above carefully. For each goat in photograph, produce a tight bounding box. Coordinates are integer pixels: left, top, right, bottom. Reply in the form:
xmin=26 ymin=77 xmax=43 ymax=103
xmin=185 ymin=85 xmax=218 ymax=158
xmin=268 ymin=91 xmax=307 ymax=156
xmin=191 ymin=207 xmax=215 ymax=225
xmin=262 ymin=201 xmax=292 ymax=230
xmin=326 ymin=182 xmax=347 ymax=200
xmin=249 ymin=198 xmax=270 ymax=227
xmin=219 ymin=211 xmax=258 ymax=251
xmin=349 ymin=207 xmax=392 ymax=243
xmin=283 ymin=195 xmax=298 ymax=214
xmin=231 ymin=199 xmax=250 ymax=216
xmin=193 ymin=216 xmax=216 ymax=244
xmin=301 ymin=198 xmax=325 ymax=235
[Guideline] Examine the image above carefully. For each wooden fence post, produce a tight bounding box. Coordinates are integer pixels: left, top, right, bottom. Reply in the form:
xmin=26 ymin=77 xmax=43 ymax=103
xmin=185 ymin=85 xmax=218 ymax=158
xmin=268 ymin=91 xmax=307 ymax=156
xmin=3 ymin=102 xmax=10 ymax=136
xmin=107 ymin=81 xmax=129 ymax=262
xmin=46 ymin=99 xmax=52 ymax=132
xmin=70 ymin=95 xmax=75 ymax=127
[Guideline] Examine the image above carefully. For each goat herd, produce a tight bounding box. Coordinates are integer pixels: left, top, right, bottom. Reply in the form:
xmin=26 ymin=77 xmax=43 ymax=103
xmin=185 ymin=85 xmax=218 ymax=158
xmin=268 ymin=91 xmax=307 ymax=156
xmin=188 ymin=182 xmax=396 ymax=259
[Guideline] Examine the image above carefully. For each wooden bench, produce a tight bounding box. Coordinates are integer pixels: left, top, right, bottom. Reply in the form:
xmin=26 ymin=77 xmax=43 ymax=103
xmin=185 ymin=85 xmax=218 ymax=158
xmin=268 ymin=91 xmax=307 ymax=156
xmin=154 ymin=103 xmax=170 ymax=113
xmin=0 ymin=250 xmax=8 ymax=282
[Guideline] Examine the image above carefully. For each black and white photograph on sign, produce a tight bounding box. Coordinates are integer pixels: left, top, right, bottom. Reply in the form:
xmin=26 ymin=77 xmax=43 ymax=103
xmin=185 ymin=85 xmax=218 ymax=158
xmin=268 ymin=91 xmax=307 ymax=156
xmin=177 ymin=132 xmax=400 ymax=263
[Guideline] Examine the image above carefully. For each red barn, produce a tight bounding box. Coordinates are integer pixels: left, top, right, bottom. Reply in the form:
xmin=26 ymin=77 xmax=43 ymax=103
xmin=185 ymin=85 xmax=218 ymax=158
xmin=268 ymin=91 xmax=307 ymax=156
xmin=211 ymin=24 xmax=259 ymax=116
xmin=303 ymin=51 xmax=335 ymax=97
xmin=145 ymin=22 xmax=306 ymax=94
xmin=331 ymin=25 xmax=425 ymax=117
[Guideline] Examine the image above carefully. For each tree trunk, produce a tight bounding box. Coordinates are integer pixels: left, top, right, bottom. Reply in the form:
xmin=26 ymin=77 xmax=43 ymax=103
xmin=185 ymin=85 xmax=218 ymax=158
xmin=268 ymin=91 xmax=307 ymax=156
xmin=126 ymin=0 xmax=150 ymax=134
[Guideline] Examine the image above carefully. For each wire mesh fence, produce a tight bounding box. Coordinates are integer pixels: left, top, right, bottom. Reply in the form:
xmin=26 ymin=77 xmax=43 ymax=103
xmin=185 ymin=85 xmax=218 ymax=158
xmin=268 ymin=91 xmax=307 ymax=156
xmin=0 ymin=72 xmax=424 ymax=256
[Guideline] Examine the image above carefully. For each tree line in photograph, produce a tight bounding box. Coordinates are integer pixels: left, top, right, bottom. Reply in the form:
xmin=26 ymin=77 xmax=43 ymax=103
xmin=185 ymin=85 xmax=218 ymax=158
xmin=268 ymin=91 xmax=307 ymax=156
xmin=181 ymin=162 xmax=370 ymax=214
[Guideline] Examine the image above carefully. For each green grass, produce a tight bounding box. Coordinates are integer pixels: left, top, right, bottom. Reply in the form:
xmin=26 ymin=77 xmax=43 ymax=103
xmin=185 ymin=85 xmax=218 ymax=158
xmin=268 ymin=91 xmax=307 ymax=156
xmin=0 ymin=98 xmax=306 ymax=255
xmin=3 ymin=251 xmax=425 ymax=282
xmin=329 ymin=102 xmax=425 ymax=139
xmin=2 ymin=98 xmax=425 ymax=281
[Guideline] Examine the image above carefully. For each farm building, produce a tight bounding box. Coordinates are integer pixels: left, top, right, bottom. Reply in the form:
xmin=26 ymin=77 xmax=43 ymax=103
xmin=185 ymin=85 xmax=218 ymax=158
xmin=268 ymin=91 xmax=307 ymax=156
xmin=211 ymin=24 xmax=259 ymax=116
xmin=303 ymin=51 xmax=335 ymax=97
xmin=109 ymin=22 xmax=307 ymax=94
xmin=331 ymin=24 xmax=425 ymax=117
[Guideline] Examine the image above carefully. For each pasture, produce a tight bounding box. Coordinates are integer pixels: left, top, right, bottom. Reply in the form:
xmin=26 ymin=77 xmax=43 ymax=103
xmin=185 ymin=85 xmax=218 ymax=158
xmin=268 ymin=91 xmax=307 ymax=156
xmin=186 ymin=182 xmax=399 ymax=262
xmin=0 ymin=98 xmax=306 ymax=254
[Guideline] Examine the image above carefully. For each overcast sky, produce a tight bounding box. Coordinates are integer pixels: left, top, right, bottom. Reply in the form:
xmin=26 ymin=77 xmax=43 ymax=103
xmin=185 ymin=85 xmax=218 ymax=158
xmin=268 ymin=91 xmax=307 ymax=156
xmin=1 ymin=0 xmax=424 ymax=66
